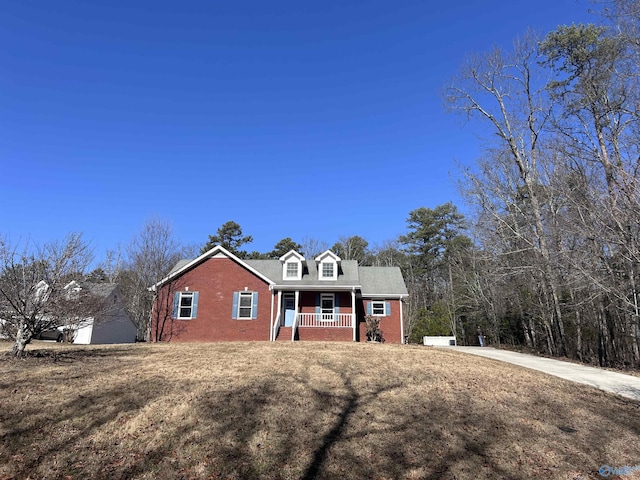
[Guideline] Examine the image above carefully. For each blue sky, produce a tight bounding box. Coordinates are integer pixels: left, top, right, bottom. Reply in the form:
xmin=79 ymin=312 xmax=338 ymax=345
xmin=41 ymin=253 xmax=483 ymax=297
xmin=1 ymin=0 xmax=595 ymax=260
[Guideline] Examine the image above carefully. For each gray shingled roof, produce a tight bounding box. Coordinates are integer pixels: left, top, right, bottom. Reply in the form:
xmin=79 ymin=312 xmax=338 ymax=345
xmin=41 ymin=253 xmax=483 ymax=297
xmin=358 ymin=267 xmax=408 ymax=296
xmin=245 ymin=259 xmax=361 ymax=287
xmin=169 ymin=259 xmax=192 ymax=275
xmin=164 ymin=252 xmax=407 ymax=296
xmin=85 ymin=282 xmax=118 ymax=298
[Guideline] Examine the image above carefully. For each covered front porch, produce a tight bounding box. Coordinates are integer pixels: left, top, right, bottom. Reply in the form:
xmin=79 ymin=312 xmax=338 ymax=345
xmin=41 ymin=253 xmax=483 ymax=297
xmin=270 ymin=288 xmax=359 ymax=342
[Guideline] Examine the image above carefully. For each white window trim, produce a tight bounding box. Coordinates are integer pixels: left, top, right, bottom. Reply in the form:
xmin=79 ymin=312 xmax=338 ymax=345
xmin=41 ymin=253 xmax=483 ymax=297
xmin=177 ymin=292 xmax=195 ymax=320
xmin=319 ymin=260 xmax=337 ymax=280
xmin=285 ymin=261 xmax=300 ymax=279
xmin=371 ymin=301 xmax=386 ymax=316
xmin=237 ymin=291 xmax=254 ymax=320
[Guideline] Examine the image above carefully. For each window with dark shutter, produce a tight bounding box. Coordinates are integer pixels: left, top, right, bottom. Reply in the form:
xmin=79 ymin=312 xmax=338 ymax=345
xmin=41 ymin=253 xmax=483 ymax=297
xmin=173 ymin=291 xmax=199 ymax=319
xmin=372 ymin=301 xmax=385 ymax=316
xmin=238 ymin=292 xmax=253 ymax=319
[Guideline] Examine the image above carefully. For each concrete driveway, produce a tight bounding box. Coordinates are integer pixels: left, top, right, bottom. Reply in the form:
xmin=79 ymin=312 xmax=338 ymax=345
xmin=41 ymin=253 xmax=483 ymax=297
xmin=447 ymin=346 xmax=640 ymax=402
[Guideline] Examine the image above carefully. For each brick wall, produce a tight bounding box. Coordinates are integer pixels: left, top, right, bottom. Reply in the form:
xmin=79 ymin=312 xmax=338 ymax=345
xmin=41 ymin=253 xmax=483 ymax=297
xmin=297 ymin=327 xmax=353 ymax=342
xmin=359 ymin=299 xmax=404 ymax=344
xmin=152 ymin=257 xmax=273 ymax=342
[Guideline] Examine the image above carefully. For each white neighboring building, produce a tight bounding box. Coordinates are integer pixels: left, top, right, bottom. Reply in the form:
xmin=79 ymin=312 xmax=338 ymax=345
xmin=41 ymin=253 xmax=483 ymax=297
xmin=68 ymin=283 xmax=137 ymax=345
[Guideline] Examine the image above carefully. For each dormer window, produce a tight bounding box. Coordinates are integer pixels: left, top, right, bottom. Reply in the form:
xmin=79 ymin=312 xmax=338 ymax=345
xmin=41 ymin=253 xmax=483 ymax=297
xmin=279 ymin=250 xmax=304 ymax=281
xmin=286 ymin=261 xmax=299 ymax=279
xmin=321 ymin=262 xmax=334 ymax=279
xmin=315 ymin=250 xmax=340 ymax=281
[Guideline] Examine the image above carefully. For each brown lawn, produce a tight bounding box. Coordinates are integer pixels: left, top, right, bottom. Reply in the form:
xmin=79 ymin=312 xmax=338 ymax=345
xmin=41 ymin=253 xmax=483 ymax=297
xmin=0 ymin=341 xmax=639 ymax=480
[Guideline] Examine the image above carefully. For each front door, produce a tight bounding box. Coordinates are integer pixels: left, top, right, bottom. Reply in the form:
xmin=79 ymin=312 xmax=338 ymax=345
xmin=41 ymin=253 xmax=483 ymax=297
xmin=284 ymin=295 xmax=295 ymax=326
xmin=321 ymin=293 xmax=335 ymax=322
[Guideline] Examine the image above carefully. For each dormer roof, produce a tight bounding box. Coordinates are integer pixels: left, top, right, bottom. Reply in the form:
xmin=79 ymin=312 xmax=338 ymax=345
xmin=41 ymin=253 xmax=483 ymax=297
xmin=279 ymin=250 xmax=305 ymax=263
xmin=314 ymin=250 xmax=341 ymax=263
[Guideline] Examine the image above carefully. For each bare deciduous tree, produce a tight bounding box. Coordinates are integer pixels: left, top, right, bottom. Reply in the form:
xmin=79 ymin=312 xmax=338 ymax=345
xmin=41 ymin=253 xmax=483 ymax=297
xmin=447 ymin=33 xmax=569 ymax=356
xmin=117 ymin=218 xmax=183 ymax=341
xmin=300 ymin=237 xmax=330 ymax=259
xmin=331 ymin=236 xmax=370 ymax=264
xmin=0 ymin=233 xmax=95 ymax=357
xmin=445 ymin=9 xmax=640 ymax=367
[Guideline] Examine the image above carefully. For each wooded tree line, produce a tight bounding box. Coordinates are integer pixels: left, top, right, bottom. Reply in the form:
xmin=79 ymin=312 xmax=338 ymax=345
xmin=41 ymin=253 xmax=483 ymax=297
xmin=445 ymin=1 xmax=640 ymax=367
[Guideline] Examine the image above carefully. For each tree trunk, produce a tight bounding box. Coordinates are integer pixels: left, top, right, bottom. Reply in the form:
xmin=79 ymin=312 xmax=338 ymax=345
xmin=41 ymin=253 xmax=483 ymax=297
xmin=12 ymin=322 xmax=31 ymax=358
xmin=597 ymin=300 xmax=610 ymax=367
xmin=575 ymin=310 xmax=583 ymax=363
xmin=634 ymin=318 xmax=640 ymax=368
xmin=521 ymin=171 xmax=567 ymax=357
xmin=626 ymin=241 xmax=639 ymax=366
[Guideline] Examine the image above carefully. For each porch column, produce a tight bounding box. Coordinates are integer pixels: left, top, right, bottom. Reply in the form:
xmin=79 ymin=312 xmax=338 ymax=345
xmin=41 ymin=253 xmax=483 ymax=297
xmin=351 ymin=288 xmax=357 ymax=341
xmin=293 ymin=290 xmax=300 ymax=342
xmin=274 ymin=290 xmax=282 ymax=341
xmin=400 ymin=296 xmax=405 ymax=344
xmin=269 ymin=288 xmax=275 ymax=341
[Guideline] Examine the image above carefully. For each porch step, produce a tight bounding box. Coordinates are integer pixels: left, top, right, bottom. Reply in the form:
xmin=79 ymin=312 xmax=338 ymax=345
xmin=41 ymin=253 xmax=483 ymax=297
xmin=275 ymin=326 xmax=294 ymax=341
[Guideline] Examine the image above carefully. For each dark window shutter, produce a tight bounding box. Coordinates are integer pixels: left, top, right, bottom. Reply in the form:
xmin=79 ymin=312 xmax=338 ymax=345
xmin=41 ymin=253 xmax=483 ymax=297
xmin=173 ymin=292 xmax=180 ymax=318
xmin=192 ymin=292 xmax=199 ymax=318
xmin=232 ymin=292 xmax=239 ymax=319
xmin=251 ymin=292 xmax=259 ymax=319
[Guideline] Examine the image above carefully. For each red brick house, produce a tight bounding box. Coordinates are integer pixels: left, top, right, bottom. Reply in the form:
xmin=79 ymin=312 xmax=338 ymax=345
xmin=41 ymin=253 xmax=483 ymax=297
xmin=150 ymin=245 xmax=408 ymax=343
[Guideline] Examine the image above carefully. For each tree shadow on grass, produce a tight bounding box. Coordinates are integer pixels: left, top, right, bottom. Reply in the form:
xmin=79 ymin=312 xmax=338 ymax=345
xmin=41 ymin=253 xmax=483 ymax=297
xmin=3 ymin=345 xmax=640 ymax=479
xmin=524 ymin=387 xmax=640 ymax=474
xmin=288 ymin=366 xmax=524 ymax=480
xmin=99 ymin=361 xmax=410 ymax=480
xmin=1 ymin=343 xmax=157 ymax=364
xmin=298 ymin=364 xmax=403 ymax=480
xmin=0 ymin=376 xmax=174 ymax=479
xmin=105 ymin=374 xmax=298 ymax=480
xmin=106 ymin=361 xmax=640 ymax=479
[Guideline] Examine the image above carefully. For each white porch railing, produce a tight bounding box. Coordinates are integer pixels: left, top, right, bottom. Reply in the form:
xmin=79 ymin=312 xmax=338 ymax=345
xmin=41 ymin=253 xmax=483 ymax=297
xmin=296 ymin=313 xmax=352 ymax=328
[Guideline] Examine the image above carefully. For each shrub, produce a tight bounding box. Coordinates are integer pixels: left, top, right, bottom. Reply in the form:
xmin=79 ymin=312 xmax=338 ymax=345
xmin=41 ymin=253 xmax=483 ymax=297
xmin=365 ymin=315 xmax=382 ymax=342
xmin=409 ymin=305 xmax=452 ymax=343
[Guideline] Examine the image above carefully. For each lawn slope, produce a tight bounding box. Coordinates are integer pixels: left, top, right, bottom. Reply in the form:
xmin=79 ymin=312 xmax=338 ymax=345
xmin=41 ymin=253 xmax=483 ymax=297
xmin=1 ymin=342 xmax=639 ymax=479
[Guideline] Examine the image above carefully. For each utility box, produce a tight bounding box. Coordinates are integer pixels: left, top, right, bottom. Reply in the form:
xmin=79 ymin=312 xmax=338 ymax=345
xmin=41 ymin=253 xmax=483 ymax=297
xmin=423 ymin=336 xmax=456 ymax=346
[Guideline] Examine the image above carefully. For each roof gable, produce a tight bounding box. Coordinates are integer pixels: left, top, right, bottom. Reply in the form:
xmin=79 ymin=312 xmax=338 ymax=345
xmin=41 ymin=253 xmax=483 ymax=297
xmin=314 ymin=250 xmax=341 ymax=263
xmin=150 ymin=245 xmax=275 ymax=291
xmin=279 ymin=250 xmax=305 ymax=262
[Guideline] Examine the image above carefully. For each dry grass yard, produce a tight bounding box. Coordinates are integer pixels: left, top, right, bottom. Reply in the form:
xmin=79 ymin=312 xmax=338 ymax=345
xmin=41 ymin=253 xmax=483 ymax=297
xmin=1 ymin=341 xmax=639 ymax=480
